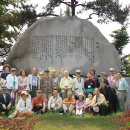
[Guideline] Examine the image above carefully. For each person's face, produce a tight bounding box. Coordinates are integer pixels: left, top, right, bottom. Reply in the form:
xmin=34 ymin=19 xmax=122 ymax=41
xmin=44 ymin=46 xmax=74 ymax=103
xmin=64 ymin=71 xmax=69 ymax=77
xmin=76 ymin=72 xmax=81 ymax=77
xmin=87 ymin=73 xmax=92 ymax=79
xmin=51 ymin=71 xmax=56 ymax=77
xmin=39 ymin=74 xmax=43 ymax=78
xmin=21 ymin=70 xmax=25 ymax=76
xmin=90 ymin=71 xmax=95 ymax=76
xmin=100 ymin=74 xmax=105 ymax=79
xmin=4 ymin=67 xmax=9 ymax=72
xmin=110 ymin=71 xmax=115 ymax=75
xmin=21 ymin=95 xmax=28 ymax=100
xmin=44 ymin=72 xmax=49 ymax=77
xmin=88 ymin=93 xmax=93 ymax=99
xmin=32 ymin=68 xmax=37 ymax=75
xmin=2 ymin=89 xmax=7 ymax=94
xmin=94 ymin=89 xmax=99 ymax=96
xmin=36 ymin=92 xmax=42 ymax=97
xmin=117 ymin=73 xmax=122 ymax=79
xmin=79 ymin=95 xmax=83 ymax=100
xmin=12 ymin=71 xmax=16 ymax=75
xmin=100 ymin=82 xmax=106 ymax=89
xmin=53 ymin=90 xmax=58 ymax=97
xmin=68 ymin=94 xmax=72 ymax=99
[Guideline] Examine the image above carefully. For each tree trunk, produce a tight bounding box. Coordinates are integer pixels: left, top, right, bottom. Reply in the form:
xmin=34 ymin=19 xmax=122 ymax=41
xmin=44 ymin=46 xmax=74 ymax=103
xmin=71 ymin=0 xmax=76 ymax=16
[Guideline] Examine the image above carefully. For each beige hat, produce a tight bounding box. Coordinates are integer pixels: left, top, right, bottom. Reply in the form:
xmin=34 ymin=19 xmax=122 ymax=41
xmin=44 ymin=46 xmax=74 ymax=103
xmin=21 ymin=91 xmax=28 ymax=96
xmin=36 ymin=90 xmax=43 ymax=93
xmin=39 ymin=71 xmax=43 ymax=75
xmin=76 ymin=70 xmax=81 ymax=73
xmin=109 ymin=68 xmax=115 ymax=71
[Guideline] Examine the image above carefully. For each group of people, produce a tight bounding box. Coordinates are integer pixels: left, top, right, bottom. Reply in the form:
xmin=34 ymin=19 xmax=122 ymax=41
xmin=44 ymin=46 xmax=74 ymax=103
xmin=0 ymin=64 xmax=129 ymax=118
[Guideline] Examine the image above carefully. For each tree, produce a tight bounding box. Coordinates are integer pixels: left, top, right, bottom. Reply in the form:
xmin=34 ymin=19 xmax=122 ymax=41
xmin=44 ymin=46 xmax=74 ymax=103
xmin=0 ymin=0 xmax=38 ymax=58
xmin=110 ymin=25 xmax=129 ymax=55
xmin=110 ymin=25 xmax=130 ymax=75
xmin=46 ymin=0 xmax=130 ymax=24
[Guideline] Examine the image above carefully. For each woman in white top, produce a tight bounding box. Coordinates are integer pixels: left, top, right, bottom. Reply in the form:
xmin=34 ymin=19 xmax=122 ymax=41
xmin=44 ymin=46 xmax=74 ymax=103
xmin=73 ymin=70 xmax=84 ymax=100
xmin=9 ymin=91 xmax=33 ymax=118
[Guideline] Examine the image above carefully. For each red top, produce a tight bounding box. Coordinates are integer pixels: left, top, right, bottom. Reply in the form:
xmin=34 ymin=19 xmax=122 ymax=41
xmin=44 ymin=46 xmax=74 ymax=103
xmin=32 ymin=96 xmax=46 ymax=107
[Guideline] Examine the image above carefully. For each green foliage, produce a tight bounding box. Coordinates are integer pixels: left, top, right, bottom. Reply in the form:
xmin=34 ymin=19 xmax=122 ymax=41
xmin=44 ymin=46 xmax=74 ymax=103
xmin=46 ymin=0 xmax=130 ymax=24
xmin=110 ymin=25 xmax=130 ymax=75
xmin=0 ymin=0 xmax=38 ymax=58
xmin=110 ymin=25 xmax=129 ymax=55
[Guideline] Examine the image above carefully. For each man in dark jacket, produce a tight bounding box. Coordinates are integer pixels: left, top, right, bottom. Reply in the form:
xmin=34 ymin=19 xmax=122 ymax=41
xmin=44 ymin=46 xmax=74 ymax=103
xmin=0 ymin=86 xmax=12 ymax=116
xmin=99 ymin=81 xmax=117 ymax=113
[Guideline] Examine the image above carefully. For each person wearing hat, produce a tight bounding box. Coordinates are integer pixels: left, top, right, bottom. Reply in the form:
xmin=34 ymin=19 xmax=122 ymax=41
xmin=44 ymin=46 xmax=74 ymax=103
xmin=92 ymin=88 xmax=108 ymax=115
xmin=99 ymin=81 xmax=117 ymax=113
xmin=107 ymin=68 xmax=117 ymax=89
xmin=48 ymin=88 xmax=63 ymax=113
xmin=40 ymin=69 xmax=54 ymax=102
xmin=38 ymin=71 xmax=44 ymax=79
xmin=32 ymin=90 xmax=46 ymax=114
xmin=1 ymin=64 xmax=10 ymax=80
xmin=63 ymin=92 xmax=76 ymax=115
xmin=6 ymin=67 xmax=18 ymax=106
xmin=0 ymin=86 xmax=12 ymax=116
xmin=14 ymin=91 xmax=33 ymax=117
xmin=76 ymin=93 xmax=86 ymax=116
xmin=27 ymin=67 xmax=40 ymax=98
xmin=73 ymin=70 xmax=84 ymax=100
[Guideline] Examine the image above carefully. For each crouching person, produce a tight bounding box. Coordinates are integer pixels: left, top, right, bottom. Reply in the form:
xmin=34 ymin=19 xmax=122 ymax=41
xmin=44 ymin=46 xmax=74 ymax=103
xmin=8 ymin=91 xmax=33 ymax=118
xmin=48 ymin=88 xmax=64 ymax=113
xmin=92 ymin=88 xmax=108 ymax=115
xmin=0 ymin=86 xmax=12 ymax=116
xmin=76 ymin=93 xmax=86 ymax=116
xmin=63 ymin=93 xmax=76 ymax=115
xmin=32 ymin=90 xmax=46 ymax=114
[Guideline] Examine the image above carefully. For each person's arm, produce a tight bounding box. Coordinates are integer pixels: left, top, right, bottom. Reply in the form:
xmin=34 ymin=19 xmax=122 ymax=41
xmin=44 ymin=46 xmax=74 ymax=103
xmin=48 ymin=97 xmax=52 ymax=110
xmin=27 ymin=100 xmax=32 ymax=111
xmin=59 ymin=78 xmax=65 ymax=90
xmin=57 ymin=97 xmax=63 ymax=109
xmin=67 ymin=78 xmax=74 ymax=89
xmin=123 ymin=78 xmax=129 ymax=91
xmin=97 ymin=95 xmax=106 ymax=105
xmin=15 ymin=77 xmax=18 ymax=90
xmin=27 ymin=75 xmax=32 ymax=91
xmin=16 ymin=100 xmax=24 ymax=112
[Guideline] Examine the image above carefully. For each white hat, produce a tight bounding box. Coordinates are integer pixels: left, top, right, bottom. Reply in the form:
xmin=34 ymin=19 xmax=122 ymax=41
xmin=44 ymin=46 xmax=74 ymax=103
xmin=109 ymin=68 xmax=115 ymax=71
xmin=21 ymin=91 xmax=28 ymax=96
xmin=93 ymin=106 xmax=99 ymax=112
xmin=76 ymin=70 xmax=81 ymax=73
xmin=78 ymin=93 xmax=84 ymax=97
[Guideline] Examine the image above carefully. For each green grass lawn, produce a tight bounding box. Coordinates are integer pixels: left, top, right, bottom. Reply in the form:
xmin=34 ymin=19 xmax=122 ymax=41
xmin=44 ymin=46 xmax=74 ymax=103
xmin=34 ymin=112 xmax=125 ymax=130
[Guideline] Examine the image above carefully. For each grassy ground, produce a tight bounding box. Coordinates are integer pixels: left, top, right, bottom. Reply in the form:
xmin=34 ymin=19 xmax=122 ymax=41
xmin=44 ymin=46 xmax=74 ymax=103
xmin=34 ymin=112 xmax=125 ymax=130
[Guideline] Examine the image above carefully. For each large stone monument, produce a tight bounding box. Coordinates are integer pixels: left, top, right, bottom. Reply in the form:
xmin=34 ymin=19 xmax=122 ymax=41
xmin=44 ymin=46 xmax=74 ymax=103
xmin=6 ymin=16 xmax=121 ymax=74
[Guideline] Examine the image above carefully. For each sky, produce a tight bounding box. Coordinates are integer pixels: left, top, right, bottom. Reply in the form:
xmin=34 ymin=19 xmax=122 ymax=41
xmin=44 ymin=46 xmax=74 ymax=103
xmin=27 ymin=0 xmax=130 ymax=55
